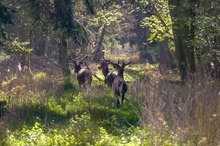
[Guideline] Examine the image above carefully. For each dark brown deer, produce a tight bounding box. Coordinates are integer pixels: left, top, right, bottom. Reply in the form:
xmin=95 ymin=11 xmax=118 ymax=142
xmin=110 ymin=61 xmax=131 ymax=106
xmin=98 ymin=52 xmax=117 ymax=88
xmin=69 ymin=55 xmax=92 ymax=91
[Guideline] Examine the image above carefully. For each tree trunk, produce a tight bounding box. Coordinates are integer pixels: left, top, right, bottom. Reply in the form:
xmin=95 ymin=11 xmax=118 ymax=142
xmin=187 ymin=0 xmax=197 ymax=75
xmin=20 ymin=18 xmax=31 ymax=72
xmin=159 ymin=37 xmax=174 ymax=74
xmin=59 ymin=36 xmax=71 ymax=76
xmin=169 ymin=0 xmax=198 ymax=80
xmin=168 ymin=0 xmax=187 ymax=80
xmin=137 ymin=10 xmax=149 ymax=52
xmin=93 ymin=25 xmax=106 ymax=62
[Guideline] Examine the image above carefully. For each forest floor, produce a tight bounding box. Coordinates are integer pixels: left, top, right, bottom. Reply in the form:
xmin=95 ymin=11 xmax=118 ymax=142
xmin=0 ymin=55 xmax=219 ymax=146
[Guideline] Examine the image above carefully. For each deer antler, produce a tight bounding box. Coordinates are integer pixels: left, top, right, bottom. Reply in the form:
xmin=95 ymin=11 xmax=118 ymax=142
xmin=70 ymin=54 xmax=92 ymax=91
xmin=122 ymin=61 xmax=132 ymax=67
xmin=102 ymin=51 xmax=105 ymax=59
xmin=68 ymin=55 xmax=76 ymax=64
xmin=69 ymin=52 xmax=80 ymax=64
xmin=100 ymin=51 xmax=111 ymax=63
xmin=78 ymin=55 xmax=88 ymax=64
xmin=69 ymin=52 xmax=77 ymax=59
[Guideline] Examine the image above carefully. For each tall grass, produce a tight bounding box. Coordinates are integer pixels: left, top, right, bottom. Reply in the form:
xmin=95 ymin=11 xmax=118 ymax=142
xmin=130 ymin=74 xmax=220 ymax=145
xmin=1 ymin=61 xmax=219 ymax=145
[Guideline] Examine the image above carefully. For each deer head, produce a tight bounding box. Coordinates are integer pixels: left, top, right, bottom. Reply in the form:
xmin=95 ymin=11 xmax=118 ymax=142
xmin=69 ymin=54 xmax=92 ymax=91
xmin=98 ymin=52 xmax=111 ymax=76
xmin=69 ymin=55 xmax=88 ymax=73
xmin=98 ymin=52 xmax=117 ymax=88
xmin=111 ymin=61 xmax=132 ymax=78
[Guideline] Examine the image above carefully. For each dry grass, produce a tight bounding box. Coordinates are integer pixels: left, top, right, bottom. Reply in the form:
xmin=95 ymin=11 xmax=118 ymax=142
xmin=104 ymin=52 xmax=140 ymax=63
xmin=130 ymin=74 xmax=220 ymax=145
xmin=0 ymin=55 xmax=219 ymax=145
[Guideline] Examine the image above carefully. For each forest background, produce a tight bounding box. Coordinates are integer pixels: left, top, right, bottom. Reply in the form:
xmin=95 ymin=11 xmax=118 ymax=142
xmin=0 ymin=0 xmax=219 ymax=145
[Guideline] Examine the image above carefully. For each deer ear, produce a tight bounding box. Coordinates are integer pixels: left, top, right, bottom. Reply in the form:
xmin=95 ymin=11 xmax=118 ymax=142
xmin=78 ymin=61 xmax=84 ymax=65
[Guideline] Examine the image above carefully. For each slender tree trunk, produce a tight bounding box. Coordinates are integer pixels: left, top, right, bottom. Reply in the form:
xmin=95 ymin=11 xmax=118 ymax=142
xmin=93 ymin=25 xmax=106 ymax=62
xmin=20 ymin=18 xmax=31 ymax=72
xmin=137 ymin=10 xmax=149 ymax=52
xmin=159 ymin=37 xmax=174 ymax=74
xmin=97 ymin=25 xmax=106 ymax=52
xmin=143 ymin=27 xmax=149 ymax=51
xmin=44 ymin=36 xmax=50 ymax=56
xmin=59 ymin=36 xmax=70 ymax=76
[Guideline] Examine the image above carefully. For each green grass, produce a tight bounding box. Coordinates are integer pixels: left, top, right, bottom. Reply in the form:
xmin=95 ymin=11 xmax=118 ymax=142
xmin=1 ymin=63 xmax=219 ymax=145
xmin=0 ymin=67 xmax=141 ymax=145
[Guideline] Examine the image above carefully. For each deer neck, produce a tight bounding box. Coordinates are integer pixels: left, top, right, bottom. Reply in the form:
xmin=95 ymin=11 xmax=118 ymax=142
xmin=75 ymin=66 xmax=82 ymax=73
xmin=117 ymin=70 xmax=124 ymax=79
xmin=102 ymin=67 xmax=109 ymax=77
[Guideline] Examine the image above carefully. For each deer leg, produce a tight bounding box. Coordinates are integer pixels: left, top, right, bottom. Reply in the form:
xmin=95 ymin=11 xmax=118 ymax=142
xmin=114 ymin=93 xmax=120 ymax=106
xmin=78 ymin=81 xmax=84 ymax=92
xmin=83 ymin=84 xmax=87 ymax=92
xmin=121 ymin=94 xmax=125 ymax=104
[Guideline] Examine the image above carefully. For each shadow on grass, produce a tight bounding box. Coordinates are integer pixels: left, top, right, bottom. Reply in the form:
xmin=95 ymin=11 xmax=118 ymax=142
xmin=82 ymin=91 xmax=139 ymax=135
xmin=4 ymin=75 xmax=139 ymax=138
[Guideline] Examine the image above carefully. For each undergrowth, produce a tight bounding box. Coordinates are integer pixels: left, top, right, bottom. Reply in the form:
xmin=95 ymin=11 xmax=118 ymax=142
xmin=0 ymin=64 xmax=219 ymax=146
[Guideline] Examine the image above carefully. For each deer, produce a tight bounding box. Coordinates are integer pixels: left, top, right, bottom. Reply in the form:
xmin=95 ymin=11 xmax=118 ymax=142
xmin=110 ymin=61 xmax=131 ymax=106
xmin=69 ymin=55 xmax=92 ymax=91
xmin=98 ymin=52 xmax=117 ymax=88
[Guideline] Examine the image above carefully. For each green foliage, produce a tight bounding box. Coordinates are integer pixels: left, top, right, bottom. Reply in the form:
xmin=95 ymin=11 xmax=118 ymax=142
xmin=27 ymin=0 xmax=90 ymax=46
xmin=88 ymin=3 xmax=124 ymax=53
xmin=62 ymin=77 xmax=75 ymax=91
xmin=89 ymin=4 xmax=123 ymax=32
xmin=6 ymin=122 xmax=47 ymax=146
xmin=5 ymin=113 xmax=138 ymax=146
xmin=7 ymin=37 xmax=32 ymax=54
xmin=5 ymin=115 xmax=136 ymax=146
xmin=140 ymin=0 xmax=173 ymax=43
xmin=1 ymin=76 xmax=17 ymax=87
xmin=32 ymin=72 xmax=47 ymax=81
xmin=2 ymin=65 xmax=210 ymax=146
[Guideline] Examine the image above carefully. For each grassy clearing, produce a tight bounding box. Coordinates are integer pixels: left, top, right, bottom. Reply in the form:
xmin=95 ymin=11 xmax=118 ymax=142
xmin=0 ymin=66 xmax=140 ymax=146
xmin=0 ymin=62 xmax=219 ymax=146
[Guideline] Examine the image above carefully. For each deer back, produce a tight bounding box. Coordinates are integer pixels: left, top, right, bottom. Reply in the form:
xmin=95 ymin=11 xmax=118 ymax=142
xmin=69 ymin=55 xmax=92 ymax=88
xmin=98 ymin=52 xmax=118 ymax=88
xmin=110 ymin=61 xmax=131 ymax=105
xmin=77 ymin=68 xmax=92 ymax=85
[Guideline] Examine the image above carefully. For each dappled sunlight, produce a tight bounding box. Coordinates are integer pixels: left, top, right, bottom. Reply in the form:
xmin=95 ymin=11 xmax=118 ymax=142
xmin=0 ymin=59 xmax=219 ymax=145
